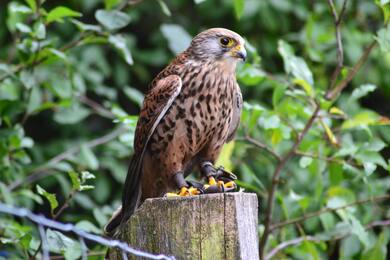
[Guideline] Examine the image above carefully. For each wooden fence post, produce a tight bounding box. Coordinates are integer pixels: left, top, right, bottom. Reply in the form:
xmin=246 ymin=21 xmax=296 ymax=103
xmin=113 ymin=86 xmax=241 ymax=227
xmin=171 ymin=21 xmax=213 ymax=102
xmin=108 ymin=192 xmax=259 ymax=260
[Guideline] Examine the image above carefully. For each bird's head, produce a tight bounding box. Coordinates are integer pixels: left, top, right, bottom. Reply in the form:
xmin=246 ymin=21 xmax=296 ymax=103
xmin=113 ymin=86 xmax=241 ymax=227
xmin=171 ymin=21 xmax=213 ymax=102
xmin=188 ymin=28 xmax=246 ymax=63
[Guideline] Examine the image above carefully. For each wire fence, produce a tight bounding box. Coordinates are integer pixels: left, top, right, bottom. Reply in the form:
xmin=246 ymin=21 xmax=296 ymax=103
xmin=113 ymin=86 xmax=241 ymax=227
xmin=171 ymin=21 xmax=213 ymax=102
xmin=0 ymin=203 xmax=175 ymax=260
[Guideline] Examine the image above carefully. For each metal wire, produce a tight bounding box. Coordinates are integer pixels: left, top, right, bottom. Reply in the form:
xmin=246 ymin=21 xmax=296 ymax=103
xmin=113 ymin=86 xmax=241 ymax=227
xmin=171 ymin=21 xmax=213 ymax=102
xmin=0 ymin=203 xmax=174 ymax=260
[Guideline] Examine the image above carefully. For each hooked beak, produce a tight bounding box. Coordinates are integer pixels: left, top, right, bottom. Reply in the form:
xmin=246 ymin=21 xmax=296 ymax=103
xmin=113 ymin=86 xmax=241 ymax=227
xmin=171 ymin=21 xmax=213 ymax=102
xmin=230 ymin=44 xmax=247 ymax=62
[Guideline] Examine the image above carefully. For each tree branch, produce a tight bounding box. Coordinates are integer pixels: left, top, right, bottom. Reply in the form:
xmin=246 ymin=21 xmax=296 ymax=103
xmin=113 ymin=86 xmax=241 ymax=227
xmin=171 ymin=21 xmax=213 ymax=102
xmin=326 ymin=40 xmax=377 ymax=100
xmin=265 ymin=218 xmax=390 ymax=260
xmin=259 ymin=103 xmax=321 ymax=259
xmin=265 ymin=236 xmax=319 ymax=260
xmin=79 ymin=95 xmax=115 ymax=119
xmin=9 ymin=127 xmax=127 ymax=191
xmin=293 ymin=150 xmax=359 ymax=168
xmin=327 ymin=0 xmax=348 ymax=88
xmin=236 ymin=135 xmax=281 ymax=162
xmin=270 ymin=194 xmax=390 ymax=231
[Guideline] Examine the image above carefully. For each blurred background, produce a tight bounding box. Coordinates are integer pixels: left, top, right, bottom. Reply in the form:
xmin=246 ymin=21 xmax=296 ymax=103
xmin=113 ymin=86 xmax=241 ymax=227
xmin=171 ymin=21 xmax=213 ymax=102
xmin=0 ymin=0 xmax=389 ymax=259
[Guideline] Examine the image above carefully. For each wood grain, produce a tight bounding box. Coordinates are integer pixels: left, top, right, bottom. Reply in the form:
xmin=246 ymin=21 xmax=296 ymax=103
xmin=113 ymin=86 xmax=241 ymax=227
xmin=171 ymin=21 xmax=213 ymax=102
xmin=108 ymin=192 xmax=259 ymax=260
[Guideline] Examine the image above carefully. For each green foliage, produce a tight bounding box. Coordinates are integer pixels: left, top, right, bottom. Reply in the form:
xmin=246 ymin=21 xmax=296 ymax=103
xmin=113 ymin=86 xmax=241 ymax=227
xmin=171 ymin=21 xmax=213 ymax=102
xmin=0 ymin=0 xmax=390 ymax=259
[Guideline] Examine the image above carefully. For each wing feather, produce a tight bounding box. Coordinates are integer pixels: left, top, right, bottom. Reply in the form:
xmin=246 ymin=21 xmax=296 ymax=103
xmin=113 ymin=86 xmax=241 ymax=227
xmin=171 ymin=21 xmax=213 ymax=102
xmin=105 ymin=75 xmax=182 ymax=234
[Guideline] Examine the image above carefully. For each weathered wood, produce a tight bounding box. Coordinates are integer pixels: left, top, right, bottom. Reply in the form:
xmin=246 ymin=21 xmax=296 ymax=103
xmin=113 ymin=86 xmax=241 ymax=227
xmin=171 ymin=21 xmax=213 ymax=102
xmin=108 ymin=192 xmax=259 ymax=260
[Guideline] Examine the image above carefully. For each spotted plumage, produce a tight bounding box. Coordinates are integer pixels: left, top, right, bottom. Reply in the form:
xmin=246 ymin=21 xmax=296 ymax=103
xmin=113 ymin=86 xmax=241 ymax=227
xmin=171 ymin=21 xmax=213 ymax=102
xmin=105 ymin=28 xmax=246 ymax=235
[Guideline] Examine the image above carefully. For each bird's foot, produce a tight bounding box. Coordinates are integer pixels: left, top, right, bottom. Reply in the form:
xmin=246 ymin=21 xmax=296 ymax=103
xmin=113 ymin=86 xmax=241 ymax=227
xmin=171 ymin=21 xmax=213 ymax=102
xmin=200 ymin=164 xmax=238 ymax=193
xmin=165 ymin=186 xmax=202 ymax=197
xmin=202 ymin=176 xmax=237 ymax=193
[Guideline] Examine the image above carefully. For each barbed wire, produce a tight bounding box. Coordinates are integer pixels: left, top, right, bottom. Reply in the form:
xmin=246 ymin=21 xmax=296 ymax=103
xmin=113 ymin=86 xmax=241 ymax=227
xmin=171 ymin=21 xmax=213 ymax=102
xmin=0 ymin=203 xmax=175 ymax=260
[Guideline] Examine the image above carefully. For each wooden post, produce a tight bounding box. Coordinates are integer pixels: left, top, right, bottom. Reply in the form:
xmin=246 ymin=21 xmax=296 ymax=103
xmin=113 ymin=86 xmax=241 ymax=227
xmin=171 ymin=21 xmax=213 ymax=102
xmin=108 ymin=192 xmax=259 ymax=260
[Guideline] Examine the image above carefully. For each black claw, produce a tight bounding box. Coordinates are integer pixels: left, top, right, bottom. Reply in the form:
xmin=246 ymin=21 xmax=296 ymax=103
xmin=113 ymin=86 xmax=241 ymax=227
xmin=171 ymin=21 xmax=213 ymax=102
xmin=186 ymin=180 xmax=204 ymax=190
xmin=215 ymin=166 xmax=237 ymax=180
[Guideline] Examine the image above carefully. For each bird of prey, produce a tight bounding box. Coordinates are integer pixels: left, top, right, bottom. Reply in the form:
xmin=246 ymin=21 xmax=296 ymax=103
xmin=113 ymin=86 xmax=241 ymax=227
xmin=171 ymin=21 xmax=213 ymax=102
xmin=105 ymin=28 xmax=246 ymax=235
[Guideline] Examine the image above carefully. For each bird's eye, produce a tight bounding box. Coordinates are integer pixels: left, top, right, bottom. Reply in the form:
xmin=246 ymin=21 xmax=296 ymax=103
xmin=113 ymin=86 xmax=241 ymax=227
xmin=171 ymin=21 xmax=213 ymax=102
xmin=220 ymin=37 xmax=233 ymax=47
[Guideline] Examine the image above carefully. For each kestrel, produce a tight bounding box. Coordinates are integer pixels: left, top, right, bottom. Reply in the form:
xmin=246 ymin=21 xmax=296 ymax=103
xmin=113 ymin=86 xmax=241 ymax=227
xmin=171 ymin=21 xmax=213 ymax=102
xmin=105 ymin=28 xmax=246 ymax=235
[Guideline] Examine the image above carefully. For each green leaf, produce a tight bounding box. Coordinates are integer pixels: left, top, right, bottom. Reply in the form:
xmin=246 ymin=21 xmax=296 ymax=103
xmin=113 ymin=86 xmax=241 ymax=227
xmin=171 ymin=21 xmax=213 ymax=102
xmin=71 ymin=19 xmax=102 ymax=32
xmin=376 ymin=26 xmax=390 ymax=52
xmin=361 ymin=232 xmax=387 ymax=260
xmin=34 ymin=22 xmax=46 ymax=39
xmin=278 ymin=40 xmax=314 ymax=86
xmin=158 ymin=0 xmax=171 ymax=16
xmin=341 ymin=235 xmax=361 ymax=258
xmin=54 ymin=104 xmax=90 ymax=125
xmin=68 ymin=171 xmax=81 ymax=191
xmin=0 ymin=182 xmax=14 ymax=205
xmin=80 ymin=145 xmax=99 ymax=170
xmin=46 ymin=7 xmax=82 ymax=24
xmin=81 ymin=171 xmax=95 ymax=181
xmin=46 ymin=229 xmax=82 ymax=259
xmin=341 ymin=111 xmax=380 ymax=129
xmin=123 ymin=86 xmax=144 ymax=107
xmin=355 ymin=150 xmax=387 ymax=168
xmin=75 ymin=220 xmax=102 ymax=234
xmin=68 ymin=171 xmax=95 ymax=191
xmin=36 ymin=185 xmax=58 ymax=212
xmin=351 ymin=84 xmax=376 ymax=100
xmin=108 ymin=34 xmax=133 ymax=65
xmin=27 ymin=86 xmax=42 ymax=113
xmin=95 ymin=9 xmax=131 ymax=30
xmin=349 ymin=215 xmax=369 ymax=248
xmin=376 ymin=0 xmax=390 ymax=23
xmin=258 ymin=114 xmax=280 ymax=129
xmin=160 ymin=24 xmax=192 ymax=55
xmin=104 ymin=0 xmax=122 ymax=10
xmin=15 ymin=23 xmax=31 ymax=33
xmin=299 ymin=156 xmax=313 ymax=168
xmin=329 ymin=162 xmax=343 ymax=185
xmin=233 ymin=0 xmax=245 ymax=19
xmin=293 ymin=78 xmax=314 ymax=97
xmin=272 ymin=84 xmax=287 ymax=108
xmin=237 ymin=64 xmax=265 ymax=86
xmin=24 ymin=0 xmax=36 ymax=12
xmin=9 ymin=3 xmax=32 ymax=14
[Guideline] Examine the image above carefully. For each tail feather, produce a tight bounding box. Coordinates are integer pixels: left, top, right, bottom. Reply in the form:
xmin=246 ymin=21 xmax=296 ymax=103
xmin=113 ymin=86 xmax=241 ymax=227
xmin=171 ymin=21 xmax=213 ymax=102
xmin=104 ymin=155 xmax=143 ymax=236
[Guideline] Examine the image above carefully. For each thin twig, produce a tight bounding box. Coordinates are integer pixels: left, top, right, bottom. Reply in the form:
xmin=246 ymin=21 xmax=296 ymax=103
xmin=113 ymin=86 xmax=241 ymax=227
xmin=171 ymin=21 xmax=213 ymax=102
xmin=31 ymin=190 xmax=76 ymax=259
xmin=53 ymin=191 xmax=76 ymax=219
xmin=79 ymin=95 xmax=115 ymax=119
xmin=326 ymin=40 xmax=377 ymax=100
xmin=9 ymin=127 xmax=126 ymax=191
xmin=270 ymin=194 xmax=390 ymax=231
xmin=259 ymin=103 xmax=321 ymax=259
xmin=265 ymin=236 xmax=319 ymax=260
xmin=236 ymin=135 xmax=281 ymax=161
xmin=266 ymin=218 xmax=390 ymax=260
xmin=327 ymin=0 xmax=348 ymax=88
xmin=293 ymin=150 xmax=359 ymax=168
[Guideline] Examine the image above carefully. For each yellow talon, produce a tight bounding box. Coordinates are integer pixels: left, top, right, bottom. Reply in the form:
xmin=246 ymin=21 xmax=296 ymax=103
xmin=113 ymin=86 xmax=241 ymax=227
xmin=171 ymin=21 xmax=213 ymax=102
xmin=188 ymin=187 xmax=200 ymax=195
xmin=217 ymin=181 xmax=225 ymax=188
xmin=208 ymin=177 xmax=217 ymax=186
xmin=166 ymin=186 xmax=201 ymax=197
xmin=166 ymin=192 xmax=180 ymax=197
xmin=224 ymin=181 xmax=235 ymax=188
xmin=179 ymin=187 xmax=188 ymax=196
